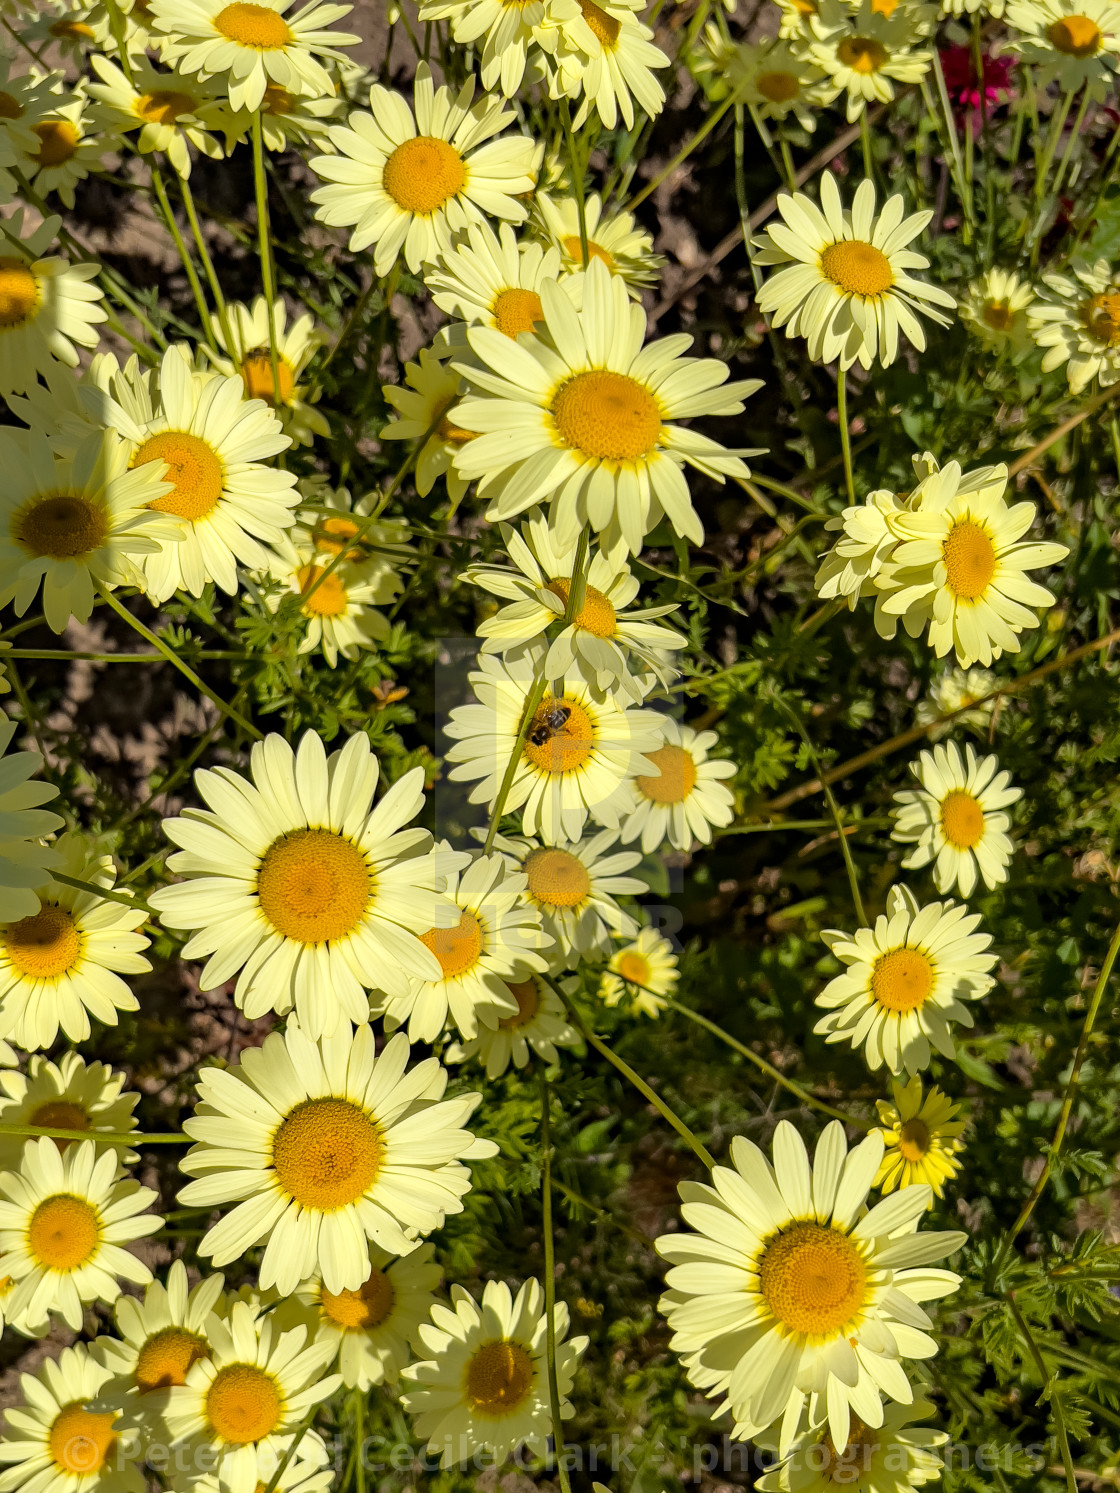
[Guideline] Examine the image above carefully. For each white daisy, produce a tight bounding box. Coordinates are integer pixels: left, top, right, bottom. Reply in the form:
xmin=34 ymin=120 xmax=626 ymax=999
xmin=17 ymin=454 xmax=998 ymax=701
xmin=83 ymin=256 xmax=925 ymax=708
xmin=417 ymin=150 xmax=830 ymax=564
xmin=0 ymin=834 xmax=149 ymax=1052
xmin=444 ymin=652 xmax=661 ymax=844
xmin=756 ymin=1397 xmax=948 ymax=1493
xmin=754 ymin=176 xmax=954 ymax=371
xmin=380 ymin=346 xmax=472 ymax=507
xmin=177 ymin=1021 xmax=497 ymax=1295
xmin=400 ymin=1279 xmax=587 ymax=1468
xmin=807 ymin=2 xmax=932 ymax=121
xmin=415 ymin=0 xmax=580 ymax=97
xmin=0 ymin=1138 xmax=161 ymax=1332
xmin=0 ymin=212 xmax=106 ymax=396
xmin=914 ymin=665 xmax=998 ymax=740
xmin=150 ymin=0 xmax=359 ymax=113
xmin=598 ymin=925 xmax=678 ymax=1017
xmin=960 ymin=267 xmax=1036 ymax=359
xmin=552 ymin=0 xmax=669 ymax=131
xmin=96 ymin=1259 xmax=226 ymax=1417
xmin=815 ymin=884 xmax=997 ymax=1075
xmin=694 ymin=29 xmax=834 ymax=131
xmin=491 ymin=829 xmax=644 ymax=958
xmin=534 ymin=190 xmax=663 ymax=293
xmin=206 ymin=295 xmax=330 ymax=447
xmin=426 ymin=219 xmax=562 ymax=339
xmin=1029 ymin=257 xmax=1120 ymax=393
xmin=258 ymin=533 xmax=392 ymax=668
xmin=605 ymin=717 xmax=737 ymax=852
xmin=149 ymin=729 xmax=458 ymax=1038
xmin=1005 ymin=0 xmax=1120 ymax=92
xmin=372 ymin=847 xmax=552 ymax=1044
xmin=891 ymin=742 xmax=1021 ymax=897
xmin=445 ymin=972 xmax=580 ymax=1078
xmin=86 ymin=55 xmax=230 ymax=179
xmin=0 ymin=1051 xmax=140 ymax=1173
xmin=309 ymin=63 xmax=539 ymax=275
xmin=873 ymin=1075 xmax=966 ymax=1199
xmin=0 ymin=712 xmax=62 ymax=921
xmin=814 ymin=483 xmax=918 ymax=610
xmin=656 ymin=1119 xmax=967 ymax=1453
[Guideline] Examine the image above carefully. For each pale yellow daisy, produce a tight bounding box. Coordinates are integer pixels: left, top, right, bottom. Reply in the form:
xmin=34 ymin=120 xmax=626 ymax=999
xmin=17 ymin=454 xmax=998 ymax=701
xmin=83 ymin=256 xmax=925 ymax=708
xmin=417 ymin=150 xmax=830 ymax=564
xmin=258 ymin=533 xmax=392 ymax=668
xmin=206 ymin=295 xmax=330 ymax=447
xmin=445 ymin=972 xmax=580 ymax=1077
xmin=491 ymin=829 xmax=644 ymax=957
xmin=0 ymin=712 xmax=62 ymax=921
xmin=426 ymin=220 xmax=563 ymax=339
xmin=0 ymin=212 xmax=107 ymax=396
xmin=808 ymin=1 xmax=933 ymax=120
xmin=891 ymin=741 xmax=1021 ymax=897
xmin=960 ymin=267 xmax=1036 ymax=359
xmin=1030 ymin=258 xmax=1120 ymax=393
xmin=605 ymin=717 xmax=737 ymax=852
xmin=598 ymin=926 xmax=678 ymax=1017
xmin=380 ymin=347 xmax=472 ymax=506
xmin=534 ymin=190 xmax=662 ymax=293
xmin=86 ymin=55 xmax=230 ymax=178
xmin=0 ymin=1051 xmax=139 ymax=1173
xmin=874 ymin=1075 xmax=966 ymax=1197
xmin=1006 ymin=0 xmax=1120 ymax=91
xmin=756 ymin=1398 xmax=948 ymax=1493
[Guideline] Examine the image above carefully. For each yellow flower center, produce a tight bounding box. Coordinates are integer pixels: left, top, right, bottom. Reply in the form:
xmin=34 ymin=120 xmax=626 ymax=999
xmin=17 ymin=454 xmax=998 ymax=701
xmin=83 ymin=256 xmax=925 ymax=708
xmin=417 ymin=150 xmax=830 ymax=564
xmin=561 ymin=234 xmax=615 ymax=269
xmin=28 ymin=1194 xmax=100 ymax=1271
xmin=870 ymin=947 xmax=934 ymax=1012
xmin=943 ymin=518 xmax=996 ymax=600
xmin=135 ymin=90 xmax=196 ymax=125
xmin=817 ymin=1415 xmax=877 ymax=1480
xmin=50 ymin=19 xmax=95 ymax=38
xmin=871 ymin=0 xmax=899 ymax=14
xmin=493 ymin=287 xmax=544 ymax=339
xmin=636 ymin=743 xmax=698 ymax=804
xmin=256 ymin=827 xmax=372 ymax=944
xmin=241 ymin=350 xmax=295 ymax=406
xmin=49 ymin=1404 xmax=116 ymax=1475
xmin=420 ymin=908 xmax=484 ymax=978
xmin=552 ymin=370 xmax=662 ymax=463
xmin=272 ymin=1097 xmax=382 ymax=1210
xmin=836 ymin=35 xmax=888 ymax=72
xmin=544 ymin=577 xmax=617 ymax=638
xmin=499 ymin=977 xmax=541 ymax=1029
xmin=262 ymin=83 xmax=296 ymax=113
xmin=205 ymin=1364 xmax=283 ymax=1444
xmin=791 ymin=0 xmax=817 ymax=13
xmin=981 ymin=301 xmax=1015 ymax=332
xmin=135 ymin=431 xmax=224 ymax=521
xmin=0 ymin=92 xmax=23 ymax=120
xmin=382 ymin=136 xmax=465 ymax=215
xmin=28 ymin=1100 xmax=89 ymax=1152
xmin=939 ymin=788 xmax=986 ymax=849
xmin=320 ymin=1267 xmax=395 ymax=1331
xmin=296 ymin=564 xmax=349 ymax=617
xmin=464 ymin=1340 xmax=536 ymax=1417
xmin=578 ymin=0 xmax=620 ymax=45
xmin=214 ymin=2 xmax=292 ymax=48
xmin=32 ymin=120 xmax=80 ymax=168
xmin=13 ymin=494 xmax=107 ymax=561
xmin=523 ymin=696 xmax=595 ymax=775
xmin=437 ymin=411 xmax=475 ymax=444
xmin=135 ymin=1328 xmax=210 ymax=1392
xmin=0 ymin=259 xmax=39 ymax=327
xmin=897 ymin=1116 xmax=932 ymax=1163
xmin=820 ymin=239 xmax=893 ymax=297
xmin=617 ymin=951 xmax=651 ymax=985
xmin=1047 ymin=14 xmax=1102 ymax=54
xmin=1083 ymin=291 xmax=1120 ymax=344
xmin=756 ymin=69 xmax=801 ymax=102
xmin=523 ymin=846 xmax=590 ymax=908
xmin=758 ymin=1221 xmax=868 ymax=1336
xmin=4 ymin=905 xmax=82 ymax=979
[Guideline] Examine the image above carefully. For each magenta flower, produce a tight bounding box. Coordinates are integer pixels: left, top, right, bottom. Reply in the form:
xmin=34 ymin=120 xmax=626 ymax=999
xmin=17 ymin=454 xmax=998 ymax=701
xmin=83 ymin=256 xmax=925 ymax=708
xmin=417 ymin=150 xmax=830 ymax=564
xmin=939 ymin=45 xmax=1015 ymax=121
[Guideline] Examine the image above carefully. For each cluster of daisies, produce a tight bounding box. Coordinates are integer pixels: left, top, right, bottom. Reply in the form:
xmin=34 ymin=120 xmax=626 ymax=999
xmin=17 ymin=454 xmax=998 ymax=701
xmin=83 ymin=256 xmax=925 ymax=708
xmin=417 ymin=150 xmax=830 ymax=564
xmin=0 ymin=0 xmax=1089 ymax=1482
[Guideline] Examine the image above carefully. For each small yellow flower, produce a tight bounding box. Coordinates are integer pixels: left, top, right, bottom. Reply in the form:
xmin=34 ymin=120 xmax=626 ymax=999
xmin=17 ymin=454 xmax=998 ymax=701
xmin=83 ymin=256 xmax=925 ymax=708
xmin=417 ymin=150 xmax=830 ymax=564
xmin=874 ymin=1074 xmax=966 ymax=1197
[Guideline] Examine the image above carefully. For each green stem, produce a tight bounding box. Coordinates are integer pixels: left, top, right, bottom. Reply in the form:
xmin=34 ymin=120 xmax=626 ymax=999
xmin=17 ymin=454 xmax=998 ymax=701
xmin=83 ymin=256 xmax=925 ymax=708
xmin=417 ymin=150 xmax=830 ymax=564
xmin=251 ymin=110 xmax=283 ymax=407
xmin=628 ymin=92 xmax=737 ymax=212
xmin=1005 ymin=1295 xmax=1077 ymax=1493
xmin=559 ymin=98 xmax=589 ymax=266
xmin=179 ymin=170 xmax=235 ymax=354
xmin=778 ymin=698 xmax=866 ymax=925
xmin=353 ymin=1388 xmax=366 ymax=1493
xmin=0 ymin=1123 xmax=183 ymax=1143
xmin=859 ymin=108 xmax=874 ymax=181
xmin=481 ymin=671 xmax=548 ymax=855
xmin=836 ymin=371 xmax=856 ymax=506
xmin=122 ymin=168 xmax=209 ymax=346
xmin=539 ymin=1072 xmax=574 ymax=1493
xmin=96 ymin=584 xmax=261 ymax=740
xmin=49 ymin=871 xmax=158 ymax=918
xmin=262 ymin=1405 xmax=319 ymax=1493
xmin=1051 ymin=87 xmax=1090 ymax=204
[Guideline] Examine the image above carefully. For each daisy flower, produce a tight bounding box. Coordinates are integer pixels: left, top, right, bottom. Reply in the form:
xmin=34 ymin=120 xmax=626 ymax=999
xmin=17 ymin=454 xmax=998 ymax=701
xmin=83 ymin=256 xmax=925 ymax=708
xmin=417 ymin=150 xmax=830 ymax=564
xmin=161 ymin=1299 xmax=340 ymax=1493
xmin=400 ymin=1279 xmax=588 ymax=1469
xmin=149 ymin=729 xmax=457 ymax=1037
xmin=553 ymin=0 xmax=669 ymax=131
xmin=808 ymin=3 xmax=932 ymax=120
xmin=960 ymin=267 xmax=1036 ymax=359
xmin=290 ymin=475 xmax=412 ymax=574
xmin=815 ymin=884 xmax=997 ymax=1075
xmin=277 ymin=1242 xmax=442 ymax=1390
xmin=0 ymin=834 xmax=149 ymax=1052
xmin=598 ymin=926 xmax=678 ymax=1017
xmin=606 ymin=718 xmax=736 ymax=852
xmin=13 ymin=95 xmax=116 ymax=211
xmin=0 ymin=212 xmax=107 ymax=395
xmin=207 ymin=295 xmax=330 ymax=447
xmin=97 ymin=343 xmax=298 ymax=604
xmin=693 ymin=28 xmax=835 ymax=131
xmin=0 ymin=1138 xmax=161 ymax=1332
xmin=891 ymin=742 xmax=1021 ymax=897
xmin=754 ymin=176 xmax=954 ymax=371
xmin=427 ymin=220 xmax=563 ymax=340
xmin=190 ymin=1451 xmax=332 ymax=1493
xmin=814 ymin=484 xmax=918 ymax=609
xmin=756 ymin=1397 xmax=948 ymax=1493
xmin=149 ymin=0 xmax=359 ymax=113
xmin=0 ymin=1051 xmax=139 ymax=1174
xmin=0 ymin=712 xmax=62 ymax=921
xmin=97 ymin=1259 xmax=226 ymax=1417
xmin=445 ymin=973 xmax=580 ymax=1078
xmin=492 ymin=829 xmax=644 ymax=957
xmin=226 ymin=81 xmax=343 ymax=151
xmin=534 ymin=190 xmax=663 ymax=293
xmin=874 ymin=1075 xmax=966 ymax=1198
xmin=1030 ymin=258 xmax=1120 ymax=393
xmin=0 ymin=427 xmax=176 ymax=634
xmin=380 ymin=347 xmax=472 ymax=507
xmin=415 ymin=0 xmax=580 ymax=97
xmin=914 ymin=665 xmax=998 ymax=740
xmin=309 ymin=63 xmax=539 ymax=275
xmin=464 ymin=510 xmax=685 ymax=702
xmin=656 ymin=1119 xmax=967 ymax=1454
xmin=86 ymin=55 xmax=230 ymax=178
xmin=1005 ymin=0 xmax=1120 ymax=91
xmin=874 ymin=457 xmax=1068 ymax=666
xmin=372 ymin=848 xmax=552 ymax=1044
xmin=451 ymin=256 xmax=761 ymax=555
xmin=0 ymin=1342 xmax=143 ymax=1493
xmin=178 ymin=1022 xmax=496 ymax=1295
xmin=258 ymin=533 xmax=391 ymax=668
xmin=0 ymin=65 xmax=57 ymax=156
xmin=444 ymin=652 xmax=661 ymax=844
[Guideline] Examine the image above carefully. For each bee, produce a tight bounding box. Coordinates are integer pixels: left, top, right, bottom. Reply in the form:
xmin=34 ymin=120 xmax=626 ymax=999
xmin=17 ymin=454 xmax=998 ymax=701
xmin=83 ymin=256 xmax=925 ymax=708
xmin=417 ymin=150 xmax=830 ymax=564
xmin=529 ymin=703 xmax=572 ymax=746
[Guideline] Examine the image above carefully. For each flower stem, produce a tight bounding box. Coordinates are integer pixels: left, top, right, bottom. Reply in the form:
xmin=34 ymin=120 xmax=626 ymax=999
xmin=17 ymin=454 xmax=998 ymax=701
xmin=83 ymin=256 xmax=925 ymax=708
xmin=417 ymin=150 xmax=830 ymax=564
xmin=48 ymin=871 xmax=158 ymax=917
xmin=836 ymin=370 xmax=856 ymax=505
xmin=251 ymin=110 xmax=283 ymax=408
xmin=179 ymin=169 xmax=236 ymax=354
xmin=559 ymin=98 xmax=589 ymax=266
xmin=539 ymin=1071 xmax=574 ymax=1493
xmin=150 ymin=163 xmax=217 ymax=351
xmin=628 ymin=91 xmax=737 ymax=212
xmin=0 ymin=1123 xmax=183 ymax=1143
